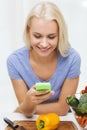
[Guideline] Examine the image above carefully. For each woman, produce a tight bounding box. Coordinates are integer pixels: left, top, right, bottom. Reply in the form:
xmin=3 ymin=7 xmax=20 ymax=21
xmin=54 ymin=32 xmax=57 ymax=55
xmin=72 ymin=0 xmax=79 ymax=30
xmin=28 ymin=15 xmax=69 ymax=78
xmin=7 ymin=1 xmax=81 ymax=117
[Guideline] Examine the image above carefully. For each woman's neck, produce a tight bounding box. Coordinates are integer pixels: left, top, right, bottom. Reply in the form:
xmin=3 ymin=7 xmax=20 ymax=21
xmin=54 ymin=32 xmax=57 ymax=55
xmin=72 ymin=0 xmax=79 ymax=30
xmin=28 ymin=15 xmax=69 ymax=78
xmin=30 ymin=49 xmax=58 ymax=64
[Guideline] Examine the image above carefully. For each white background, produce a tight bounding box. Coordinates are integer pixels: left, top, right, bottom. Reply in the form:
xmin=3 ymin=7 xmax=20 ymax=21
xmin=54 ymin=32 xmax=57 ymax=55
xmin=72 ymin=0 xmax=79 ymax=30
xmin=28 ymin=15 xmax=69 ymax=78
xmin=0 ymin=0 xmax=87 ymax=113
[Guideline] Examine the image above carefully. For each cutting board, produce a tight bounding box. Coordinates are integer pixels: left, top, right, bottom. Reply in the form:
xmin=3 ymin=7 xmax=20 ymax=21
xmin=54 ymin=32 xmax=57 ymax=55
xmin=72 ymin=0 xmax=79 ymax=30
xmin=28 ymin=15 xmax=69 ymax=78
xmin=5 ymin=120 xmax=78 ymax=130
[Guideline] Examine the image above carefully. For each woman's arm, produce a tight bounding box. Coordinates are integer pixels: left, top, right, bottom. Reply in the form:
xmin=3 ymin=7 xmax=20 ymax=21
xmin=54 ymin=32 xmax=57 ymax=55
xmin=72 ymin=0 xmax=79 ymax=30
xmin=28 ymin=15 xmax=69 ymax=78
xmin=10 ymin=79 xmax=37 ymax=117
xmin=10 ymin=79 xmax=54 ymax=117
xmin=10 ymin=76 xmax=79 ymax=117
xmin=36 ymin=76 xmax=79 ymax=116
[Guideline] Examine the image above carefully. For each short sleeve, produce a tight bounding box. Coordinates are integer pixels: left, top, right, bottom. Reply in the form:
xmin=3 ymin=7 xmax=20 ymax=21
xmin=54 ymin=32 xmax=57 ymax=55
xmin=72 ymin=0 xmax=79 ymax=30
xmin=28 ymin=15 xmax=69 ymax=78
xmin=7 ymin=55 xmax=22 ymax=79
xmin=66 ymin=53 xmax=81 ymax=78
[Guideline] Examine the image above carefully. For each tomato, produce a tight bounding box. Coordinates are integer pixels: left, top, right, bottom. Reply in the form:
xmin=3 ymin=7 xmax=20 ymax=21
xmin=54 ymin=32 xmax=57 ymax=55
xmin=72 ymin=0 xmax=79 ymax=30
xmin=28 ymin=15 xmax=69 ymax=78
xmin=85 ymin=86 xmax=87 ymax=91
xmin=81 ymin=90 xmax=86 ymax=94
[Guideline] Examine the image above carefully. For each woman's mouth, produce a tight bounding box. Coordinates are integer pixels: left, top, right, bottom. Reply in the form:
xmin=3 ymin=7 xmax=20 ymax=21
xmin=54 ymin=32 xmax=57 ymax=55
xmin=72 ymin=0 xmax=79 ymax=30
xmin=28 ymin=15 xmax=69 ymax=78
xmin=38 ymin=47 xmax=50 ymax=52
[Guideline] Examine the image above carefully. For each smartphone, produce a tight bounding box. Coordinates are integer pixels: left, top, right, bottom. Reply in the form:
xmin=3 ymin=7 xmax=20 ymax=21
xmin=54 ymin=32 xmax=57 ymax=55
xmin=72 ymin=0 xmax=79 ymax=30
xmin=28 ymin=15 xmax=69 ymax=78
xmin=35 ymin=82 xmax=51 ymax=92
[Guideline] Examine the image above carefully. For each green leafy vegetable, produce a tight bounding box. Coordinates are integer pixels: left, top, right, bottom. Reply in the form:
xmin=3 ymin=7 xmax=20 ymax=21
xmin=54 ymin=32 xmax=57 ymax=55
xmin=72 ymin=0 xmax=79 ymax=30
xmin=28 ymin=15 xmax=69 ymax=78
xmin=66 ymin=93 xmax=87 ymax=116
xmin=79 ymin=93 xmax=87 ymax=103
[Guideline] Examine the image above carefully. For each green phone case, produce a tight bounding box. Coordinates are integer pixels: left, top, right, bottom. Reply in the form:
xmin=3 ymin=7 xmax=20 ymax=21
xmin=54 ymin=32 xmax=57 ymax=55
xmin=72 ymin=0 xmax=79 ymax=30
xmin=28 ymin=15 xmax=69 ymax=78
xmin=36 ymin=82 xmax=51 ymax=91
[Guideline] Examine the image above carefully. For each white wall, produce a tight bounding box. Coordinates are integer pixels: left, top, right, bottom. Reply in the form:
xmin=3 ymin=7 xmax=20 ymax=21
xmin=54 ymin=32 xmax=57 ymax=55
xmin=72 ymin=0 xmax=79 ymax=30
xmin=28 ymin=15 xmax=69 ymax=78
xmin=0 ymin=0 xmax=87 ymax=113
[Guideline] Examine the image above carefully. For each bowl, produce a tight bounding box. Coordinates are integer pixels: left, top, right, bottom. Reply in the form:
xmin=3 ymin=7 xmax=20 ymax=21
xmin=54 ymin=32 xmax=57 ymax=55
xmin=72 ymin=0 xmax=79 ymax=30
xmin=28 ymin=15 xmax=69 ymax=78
xmin=66 ymin=93 xmax=87 ymax=129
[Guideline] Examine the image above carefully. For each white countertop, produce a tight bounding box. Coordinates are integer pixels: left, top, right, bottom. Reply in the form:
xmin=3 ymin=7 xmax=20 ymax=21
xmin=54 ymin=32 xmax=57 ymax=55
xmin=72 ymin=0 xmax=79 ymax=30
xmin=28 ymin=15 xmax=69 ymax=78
xmin=0 ymin=112 xmax=83 ymax=130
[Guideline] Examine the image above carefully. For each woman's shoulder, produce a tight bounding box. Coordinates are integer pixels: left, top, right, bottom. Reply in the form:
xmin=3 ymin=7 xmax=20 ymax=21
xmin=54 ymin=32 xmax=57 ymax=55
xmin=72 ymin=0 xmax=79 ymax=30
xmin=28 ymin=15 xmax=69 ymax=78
xmin=8 ymin=46 xmax=28 ymax=57
xmin=68 ymin=48 xmax=81 ymax=61
xmin=59 ymin=48 xmax=81 ymax=61
xmin=7 ymin=46 xmax=29 ymax=63
xmin=12 ymin=46 xmax=28 ymax=55
xmin=69 ymin=48 xmax=80 ymax=56
xmin=58 ymin=48 xmax=81 ymax=68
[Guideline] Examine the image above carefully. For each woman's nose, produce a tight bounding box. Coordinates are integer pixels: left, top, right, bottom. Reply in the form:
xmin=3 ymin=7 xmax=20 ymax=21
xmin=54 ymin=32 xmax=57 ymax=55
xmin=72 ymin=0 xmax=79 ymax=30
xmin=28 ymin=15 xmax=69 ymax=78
xmin=40 ymin=38 xmax=48 ymax=47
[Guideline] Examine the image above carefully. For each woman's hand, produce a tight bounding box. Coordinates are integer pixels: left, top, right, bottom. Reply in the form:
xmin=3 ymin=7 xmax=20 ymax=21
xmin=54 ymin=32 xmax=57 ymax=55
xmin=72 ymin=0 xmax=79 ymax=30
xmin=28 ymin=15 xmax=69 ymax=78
xmin=27 ymin=85 xmax=55 ymax=105
xmin=18 ymin=85 xmax=55 ymax=117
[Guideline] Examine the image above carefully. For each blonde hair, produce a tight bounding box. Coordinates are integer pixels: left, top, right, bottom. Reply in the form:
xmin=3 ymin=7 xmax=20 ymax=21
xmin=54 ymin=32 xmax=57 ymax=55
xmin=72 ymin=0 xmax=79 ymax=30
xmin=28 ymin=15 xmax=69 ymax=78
xmin=24 ymin=1 xmax=71 ymax=57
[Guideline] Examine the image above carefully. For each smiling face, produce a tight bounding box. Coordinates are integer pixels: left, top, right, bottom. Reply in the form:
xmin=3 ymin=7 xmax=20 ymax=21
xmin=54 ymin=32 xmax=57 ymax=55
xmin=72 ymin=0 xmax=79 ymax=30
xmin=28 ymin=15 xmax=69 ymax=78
xmin=29 ymin=17 xmax=59 ymax=57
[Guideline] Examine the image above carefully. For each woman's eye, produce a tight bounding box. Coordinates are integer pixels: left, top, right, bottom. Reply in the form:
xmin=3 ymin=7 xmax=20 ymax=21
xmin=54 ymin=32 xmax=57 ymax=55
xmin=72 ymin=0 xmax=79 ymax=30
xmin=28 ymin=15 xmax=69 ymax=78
xmin=34 ymin=35 xmax=41 ymax=38
xmin=48 ymin=36 xmax=55 ymax=39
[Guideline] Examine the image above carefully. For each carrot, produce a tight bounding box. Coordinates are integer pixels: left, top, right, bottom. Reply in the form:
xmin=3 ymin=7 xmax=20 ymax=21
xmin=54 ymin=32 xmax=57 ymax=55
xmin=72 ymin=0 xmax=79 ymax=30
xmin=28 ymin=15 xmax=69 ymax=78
xmin=77 ymin=116 xmax=87 ymax=128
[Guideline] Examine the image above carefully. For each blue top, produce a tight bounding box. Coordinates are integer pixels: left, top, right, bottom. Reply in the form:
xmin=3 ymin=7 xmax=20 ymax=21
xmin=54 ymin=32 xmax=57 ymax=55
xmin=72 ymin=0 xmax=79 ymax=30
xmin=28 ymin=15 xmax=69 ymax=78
xmin=7 ymin=47 xmax=81 ymax=103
